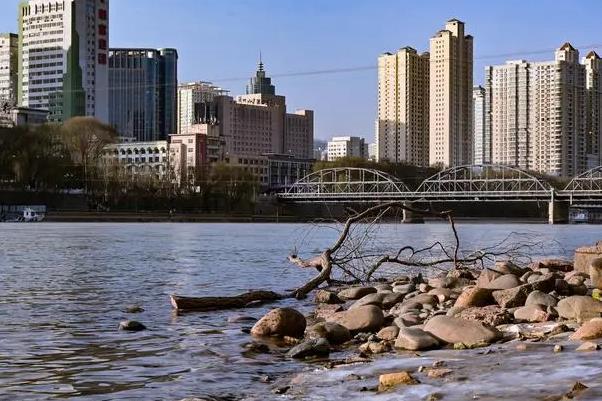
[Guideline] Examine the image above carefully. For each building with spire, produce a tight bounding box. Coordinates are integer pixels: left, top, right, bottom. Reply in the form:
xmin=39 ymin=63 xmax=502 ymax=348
xmin=246 ymin=56 xmax=276 ymax=95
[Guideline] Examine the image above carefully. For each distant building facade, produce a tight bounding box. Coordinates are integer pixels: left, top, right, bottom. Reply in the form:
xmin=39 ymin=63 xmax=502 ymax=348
xmin=18 ymin=0 xmax=110 ymax=122
xmin=102 ymin=140 xmax=168 ymax=178
xmin=472 ymin=85 xmax=487 ymax=164
xmin=327 ymin=136 xmax=368 ymax=161
xmin=177 ymin=82 xmax=228 ymax=135
xmin=376 ymin=47 xmax=429 ymax=165
xmin=0 ymin=33 xmax=18 ymax=106
xmin=108 ymin=48 xmax=178 ymax=141
xmin=585 ymin=51 xmax=602 ymax=169
xmin=429 ymin=19 xmax=473 ymax=166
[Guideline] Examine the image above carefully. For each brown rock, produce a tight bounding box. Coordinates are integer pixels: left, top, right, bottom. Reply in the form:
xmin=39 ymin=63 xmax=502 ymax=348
xmin=314 ymin=303 xmax=344 ymax=320
xmin=495 ymin=260 xmax=524 ymax=275
xmin=326 ymin=305 xmax=384 ymax=333
xmin=429 ymin=288 xmax=455 ymax=303
xmin=382 ymin=292 xmax=406 ymax=308
xmin=556 ymin=296 xmax=602 ymax=322
xmin=359 ymin=341 xmax=390 ymax=354
xmin=530 ymin=258 xmax=574 ymax=273
xmin=513 ymin=304 xmax=551 ymax=322
xmin=314 ymin=290 xmax=343 ymax=304
xmin=251 ymin=308 xmax=306 ymax=338
xmin=423 ymin=315 xmax=501 ymax=345
xmin=378 ymin=371 xmax=419 ymax=390
xmin=576 ymin=341 xmax=600 ymax=351
xmin=454 ymin=286 xmax=494 ymax=308
xmin=307 ymin=322 xmax=351 ymax=344
xmin=476 ymin=269 xmax=502 ymax=288
xmin=377 ymin=325 xmax=400 ymax=341
xmin=574 ymin=242 xmax=602 ymax=273
xmin=427 ymin=368 xmax=453 ymax=378
xmin=589 ymin=258 xmax=602 ymax=289
xmin=349 ymin=293 xmax=386 ymax=309
xmin=457 ymin=305 xmax=513 ymax=326
xmin=492 ymin=284 xmax=531 ymax=308
xmin=571 ymin=318 xmax=602 ymax=340
xmin=394 ymin=326 xmax=439 ymax=350
xmin=484 ymin=274 xmax=521 ymax=290
xmin=338 ymin=286 xmax=377 ymax=300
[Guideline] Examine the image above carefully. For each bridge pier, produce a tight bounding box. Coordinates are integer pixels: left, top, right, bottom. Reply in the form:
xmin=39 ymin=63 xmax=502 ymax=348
xmin=402 ymin=203 xmax=424 ymax=224
xmin=548 ymin=200 xmax=568 ymax=224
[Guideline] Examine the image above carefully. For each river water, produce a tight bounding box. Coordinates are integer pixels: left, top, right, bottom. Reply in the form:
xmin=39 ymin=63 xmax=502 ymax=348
xmin=0 ymin=222 xmax=601 ymax=400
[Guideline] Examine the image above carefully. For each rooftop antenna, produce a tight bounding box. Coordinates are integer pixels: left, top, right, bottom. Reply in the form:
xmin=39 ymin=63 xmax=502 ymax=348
xmin=258 ymin=50 xmax=264 ymax=71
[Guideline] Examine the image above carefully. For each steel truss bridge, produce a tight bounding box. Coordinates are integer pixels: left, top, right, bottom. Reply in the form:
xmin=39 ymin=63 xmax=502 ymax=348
xmin=278 ymin=164 xmax=602 ymax=205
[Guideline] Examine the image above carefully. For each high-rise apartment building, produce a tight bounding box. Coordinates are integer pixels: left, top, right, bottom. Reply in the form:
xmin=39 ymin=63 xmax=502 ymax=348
xmin=327 ymin=136 xmax=368 ymax=161
xmin=18 ymin=0 xmax=109 ymax=122
xmin=108 ymin=48 xmax=178 ymax=141
xmin=485 ymin=60 xmax=530 ymax=169
xmin=376 ymin=47 xmax=429 ymax=165
xmin=177 ymin=82 xmax=228 ymax=135
xmin=472 ymin=85 xmax=486 ymax=164
xmin=485 ymin=44 xmax=591 ymax=177
xmin=429 ymin=19 xmax=473 ymax=166
xmin=530 ymin=44 xmax=586 ymax=177
xmin=584 ymin=51 xmax=602 ymax=168
xmin=0 ymin=33 xmax=18 ymax=106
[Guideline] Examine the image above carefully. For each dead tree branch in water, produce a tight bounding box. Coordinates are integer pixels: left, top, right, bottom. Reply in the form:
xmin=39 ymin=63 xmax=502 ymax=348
xmin=288 ymin=202 xmax=540 ymax=299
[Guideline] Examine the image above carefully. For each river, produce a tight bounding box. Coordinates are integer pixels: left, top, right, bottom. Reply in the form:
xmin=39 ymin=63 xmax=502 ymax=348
xmin=0 ymin=222 xmax=601 ymax=400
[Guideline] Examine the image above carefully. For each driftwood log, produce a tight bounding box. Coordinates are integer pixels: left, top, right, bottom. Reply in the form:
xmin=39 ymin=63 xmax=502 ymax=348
xmin=170 ymin=290 xmax=283 ymax=312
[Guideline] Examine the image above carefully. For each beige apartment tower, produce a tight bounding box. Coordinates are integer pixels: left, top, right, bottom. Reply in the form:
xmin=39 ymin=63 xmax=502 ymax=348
xmin=429 ymin=19 xmax=473 ymax=166
xmin=376 ymin=47 xmax=429 ymax=165
xmin=584 ymin=51 xmax=602 ymax=168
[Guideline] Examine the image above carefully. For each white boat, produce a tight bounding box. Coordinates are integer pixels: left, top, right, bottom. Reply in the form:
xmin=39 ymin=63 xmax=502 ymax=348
xmin=1 ymin=207 xmax=45 ymax=222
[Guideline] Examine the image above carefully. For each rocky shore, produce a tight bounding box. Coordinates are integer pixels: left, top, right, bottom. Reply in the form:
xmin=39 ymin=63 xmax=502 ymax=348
xmin=232 ymin=246 xmax=602 ymax=399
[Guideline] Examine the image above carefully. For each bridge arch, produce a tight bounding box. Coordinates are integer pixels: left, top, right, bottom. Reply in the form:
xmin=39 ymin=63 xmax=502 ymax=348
xmin=285 ymin=167 xmax=411 ymax=198
xmin=415 ymin=164 xmax=552 ymax=199
xmin=563 ymin=166 xmax=602 ymax=192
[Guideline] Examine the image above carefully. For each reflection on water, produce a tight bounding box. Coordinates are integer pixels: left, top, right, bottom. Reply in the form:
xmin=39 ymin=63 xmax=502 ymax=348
xmin=0 ymin=222 xmax=600 ymax=400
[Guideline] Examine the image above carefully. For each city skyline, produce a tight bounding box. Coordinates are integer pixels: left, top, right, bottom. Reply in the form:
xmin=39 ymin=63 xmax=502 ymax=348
xmin=3 ymin=0 xmax=602 ymax=140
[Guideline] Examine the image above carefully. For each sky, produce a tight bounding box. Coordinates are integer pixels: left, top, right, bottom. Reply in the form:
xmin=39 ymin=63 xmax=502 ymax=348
xmin=3 ymin=0 xmax=602 ymax=141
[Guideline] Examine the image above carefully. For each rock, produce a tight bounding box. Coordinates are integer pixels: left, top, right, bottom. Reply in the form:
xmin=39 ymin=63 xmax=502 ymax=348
xmin=419 ymin=283 xmax=432 ymax=293
xmin=314 ymin=304 xmax=344 ymax=320
xmin=454 ymin=287 xmax=494 ymax=308
xmin=457 ymin=305 xmax=513 ymax=326
xmin=554 ymin=344 xmax=564 ymax=352
xmin=529 ymin=273 xmax=557 ymax=293
xmin=251 ymin=308 xmax=306 ymax=338
xmin=495 ymin=260 xmax=524 ymax=275
xmin=570 ymin=284 xmax=588 ymax=296
xmin=338 ymin=286 xmax=377 ymax=300
xmin=525 ymin=290 xmax=557 ymax=307
xmin=492 ymin=285 xmax=531 ymax=308
xmin=349 ymin=293 xmax=386 ymax=309
xmin=589 ymin=258 xmax=602 ymax=289
xmin=423 ymin=315 xmax=501 ymax=345
xmin=359 ymin=341 xmax=390 ymax=354
xmin=243 ymin=342 xmax=270 ymax=353
xmin=307 ymin=322 xmax=351 ymax=344
xmin=314 ymin=290 xmax=343 ymax=304
xmin=570 ymin=318 xmax=602 ymax=340
xmin=428 ymin=276 xmax=456 ymax=289
xmin=476 ymin=269 xmax=502 ymax=288
xmin=485 ymin=274 xmax=521 ymax=290
xmin=513 ymin=304 xmax=551 ymax=322
xmin=287 ymin=338 xmax=330 ymax=358
xmin=378 ymin=371 xmax=419 ymax=391
xmin=227 ymin=314 xmax=257 ymax=323
xmin=531 ymin=258 xmax=574 ymax=272
xmin=576 ymin=341 xmax=599 ymax=351
xmin=446 ymin=306 xmax=466 ymax=317
xmin=382 ymin=292 xmax=405 ymax=308
xmin=377 ymin=325 xmax=400 ymax=341
xmin=375 ymin=284 xmax=393 ymax=292
xmin=124 ymin=305 xmax=144 ymax=313
xmin=427 ymin=368 xmax=453 ymax=378
xmin=390 ymin=294 xmax=438 ymax=315
xmin=119 ymin=320 xmax=146 ymax=331
xmin=566 ymin=275 xmax=586 ymax=287
xmin=326 ymin=305 xmax=384 ymax=333
xmin=556 ymin=296 xmax=602 ymax=322
xmin=574 ymin=242 xmax=602 ymax=273
xmin=394 ymin=326 xmax=439 ymax=350
xmin=392 ymin=283 xmax=415 ymax=294
xmin=428 ymin=288 xmax=455 ymax=303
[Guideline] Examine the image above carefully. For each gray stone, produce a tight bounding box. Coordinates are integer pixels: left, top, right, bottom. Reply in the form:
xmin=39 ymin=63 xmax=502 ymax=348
xmin=287 ymin=338 xmax=330 ymax=358
xmin=119 ymin=320 xmax=146 ymax=331
xmin=525 ymin=290 xmax=557 ymax=307
xmin=395 ymin=326 xmax=439 ymax=350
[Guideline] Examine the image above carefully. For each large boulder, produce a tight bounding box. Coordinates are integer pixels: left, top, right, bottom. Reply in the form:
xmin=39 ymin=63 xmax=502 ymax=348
xmin=307 ymin=322 xmax=351 ymax=344
xmin=338 ymin=286 xmax=376 ymax=300
xmin=525 ymin=290 xmax=558 ymax=307
xmin=314 ymin=290 xmax=343 ymax=304
xmin=454 ymin=286 xmax=494 ymax=308
xmin=574 ymin=242 xmax=602 ymax=273
xmin=513 ymin=304 xmax=551 ymax=322
xmin=251 ymin=308 xmax=306 ymax=338
xmin=349 ymin=293 xmax=386 ymax=309
xmin=457 ymin=305 xmax=513 ymax=327
xmin=394 ymin=326 xmax=440 ymax=350
xmin=556 ymin=296 xmax=602 ymax=322
xmin=326 ymin=305 xmax=384 ymax=333
xmin=571 ymin=318 xmax=602 ymax=340
xmin=286 ymin=338 xmax=330 ymax=358
xmin=492 ymin=284 xmax=531 ymax=308
xmin=589 ymin=258 xmax=602 ymax=289
xmin=423 ymin=315 xmax=501 ymax=345
xmin=484 ymin=274 xmax=521 ymax=290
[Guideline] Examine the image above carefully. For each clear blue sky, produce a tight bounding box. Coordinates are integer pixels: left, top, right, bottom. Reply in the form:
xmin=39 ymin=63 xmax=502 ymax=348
xmin=3 ymin=0 xmax=602 ymax=141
